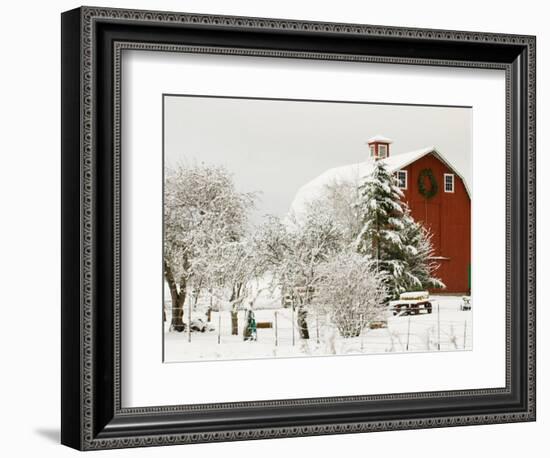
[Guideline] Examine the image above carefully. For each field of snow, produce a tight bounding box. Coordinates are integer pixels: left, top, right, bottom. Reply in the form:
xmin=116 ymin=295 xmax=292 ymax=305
xmin=163 ymin=295 xmax=472 ymax=363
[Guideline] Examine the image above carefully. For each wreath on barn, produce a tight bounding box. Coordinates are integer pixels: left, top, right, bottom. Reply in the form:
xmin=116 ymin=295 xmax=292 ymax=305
xmin=418 ymin=168 xmax=438 ymax=199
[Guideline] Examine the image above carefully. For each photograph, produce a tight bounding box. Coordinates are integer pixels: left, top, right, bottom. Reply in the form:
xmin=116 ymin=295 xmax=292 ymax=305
xmin=54 ymin=3 xmax=536 ymax=452
xmin=162 ymin=95 xmax=473 ymax=362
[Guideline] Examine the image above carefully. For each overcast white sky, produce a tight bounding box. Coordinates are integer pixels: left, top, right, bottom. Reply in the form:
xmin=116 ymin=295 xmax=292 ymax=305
xmin=164 ymin=95 xmax=472 ymax=224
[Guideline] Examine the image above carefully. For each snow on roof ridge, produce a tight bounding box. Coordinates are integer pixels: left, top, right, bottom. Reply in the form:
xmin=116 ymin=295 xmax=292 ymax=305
xmin=380 ymin=145 xmax=471 ymax=197
xmin=367 ymin=134 xmax=393 ymax=144
xmin=289 ymin=145 xmax=470 ymax=219
xmin=380 ymin=146 xmax=436 ymax=171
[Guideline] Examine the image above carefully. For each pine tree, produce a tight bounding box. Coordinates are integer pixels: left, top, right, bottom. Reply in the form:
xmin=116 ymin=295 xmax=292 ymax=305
xmin=400 ymin=208 xmax=445 ymax=293
xmin=355 ymin=160 xmax=444 ymax=299
xmin=356 ymin=160 xmax=407 ymax=297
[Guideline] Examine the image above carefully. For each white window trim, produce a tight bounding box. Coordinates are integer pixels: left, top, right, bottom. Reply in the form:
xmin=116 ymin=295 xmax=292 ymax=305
xmin=396 ymin=170 xmax=408 ymax=190
xmin=378 ymin=144 xmax=388 ymax=158
xmin=369 ymin=144 xmax=375 ymax=157
xmin=444 ymin=173 xmax=455 ymax=193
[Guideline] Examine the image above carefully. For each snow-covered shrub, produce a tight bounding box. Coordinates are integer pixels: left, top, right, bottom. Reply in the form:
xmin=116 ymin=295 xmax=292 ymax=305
xmin=313 ymin=252 xmax=386 ymax=338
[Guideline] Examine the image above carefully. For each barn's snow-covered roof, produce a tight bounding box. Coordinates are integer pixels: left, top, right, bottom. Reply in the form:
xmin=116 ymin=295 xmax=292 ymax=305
xmin=367 ymin=134 xmax=394 ymax=144
xmin=289 ymin=146 xmax=469 ymax=218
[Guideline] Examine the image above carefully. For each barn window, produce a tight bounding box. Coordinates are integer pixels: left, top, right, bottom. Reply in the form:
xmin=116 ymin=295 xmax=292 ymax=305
xmin=378 ymin=144 xmax=388 ymax=158
xmin=396 ymin=170 xmax=407 ymax=189
xmin=369 ymin=145 xmax=375 ymax=157
xmin=444 ymin=173 xmax=455 ymax=192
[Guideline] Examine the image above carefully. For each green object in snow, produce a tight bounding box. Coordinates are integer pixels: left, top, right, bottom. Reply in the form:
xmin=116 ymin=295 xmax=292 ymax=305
xmin=244 ymin=310 xmax=257 ymax=341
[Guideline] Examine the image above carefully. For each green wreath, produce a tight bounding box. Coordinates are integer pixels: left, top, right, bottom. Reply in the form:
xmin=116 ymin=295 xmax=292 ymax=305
xmin=418 ymin=168 xmax=438 ymax=199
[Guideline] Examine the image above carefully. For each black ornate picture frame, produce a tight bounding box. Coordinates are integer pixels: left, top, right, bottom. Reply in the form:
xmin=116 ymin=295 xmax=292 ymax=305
xmin=61 ymin=6 xmax=536 ymax=450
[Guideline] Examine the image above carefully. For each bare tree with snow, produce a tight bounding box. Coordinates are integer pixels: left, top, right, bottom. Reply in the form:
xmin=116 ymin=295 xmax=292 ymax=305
xmin=313 ymin=179 xmax=361 ymax=246
xmin=164 ymin=164 xmax=256 ymax=331
xmin=255 ymin=206 xmax=343 ymax=339
xmin=197 ymin=238 xmax=265 ymax=335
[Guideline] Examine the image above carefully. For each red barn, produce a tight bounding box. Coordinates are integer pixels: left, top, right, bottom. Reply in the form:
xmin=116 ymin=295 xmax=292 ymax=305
xmin=367 ymin=136 xmax=471 ymax=293
xmin=291 ymin=135 xmax=471 ymax=294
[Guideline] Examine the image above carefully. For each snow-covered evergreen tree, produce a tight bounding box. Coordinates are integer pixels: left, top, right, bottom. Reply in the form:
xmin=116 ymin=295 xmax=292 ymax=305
xmin=355 ymin=160 xmax=407 ymax=297
xmin=399 ymin=209 xmax=445 ymax=292
xmin=355 ymin=160 xmax=444 ymax=299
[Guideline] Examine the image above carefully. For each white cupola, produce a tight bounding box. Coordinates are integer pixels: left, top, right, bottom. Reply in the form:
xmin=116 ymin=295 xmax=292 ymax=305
xmin=367 ymin=135 xmax=393 ymax=160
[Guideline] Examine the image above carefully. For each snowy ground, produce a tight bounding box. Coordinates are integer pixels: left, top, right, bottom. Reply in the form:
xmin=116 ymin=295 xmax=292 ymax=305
xmin=163 ymin=295 xmax=472 ymax=363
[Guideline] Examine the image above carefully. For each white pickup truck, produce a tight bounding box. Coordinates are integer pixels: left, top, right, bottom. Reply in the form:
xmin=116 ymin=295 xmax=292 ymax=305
xmin=389 ymin=291 xmax=433 ymax=316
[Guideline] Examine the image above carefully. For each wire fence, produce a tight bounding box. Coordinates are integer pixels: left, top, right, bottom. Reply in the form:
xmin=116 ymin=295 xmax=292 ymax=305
xmin=163 ymin=300 xmax=473 ymax=355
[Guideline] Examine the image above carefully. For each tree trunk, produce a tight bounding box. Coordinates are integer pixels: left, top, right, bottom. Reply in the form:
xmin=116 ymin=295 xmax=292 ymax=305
xmin=206 ymin=293 xmax=212 ymax=322
xmin=229 ymin=282 xmax=243 ymax=336
xmin=191 ymin=283 xmax=201 ymax=310
xmin=297 ymin=306 xmax=310 ymax=339
xmin=231 ymin=310 xmax=239 ymax=336
xmin=170 ymin=288 xmax=186 ymax=332
xmin=164 ymin=259 xmax=186 ymax=332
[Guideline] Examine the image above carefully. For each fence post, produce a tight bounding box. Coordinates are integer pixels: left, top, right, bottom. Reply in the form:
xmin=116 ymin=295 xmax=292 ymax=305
xmin=360 ymin=314 xmax=364 ymax=352
xmin=437 ymin=303 xmax=441 ymax=351
xmin=291 ymin=304 xmax=295 ymax=346
xmin=274 ymin=311 xmax=278 ymax=347
xmin=188 ymin=299 xmax=192 ymax=343
xmin=463 ymin=319 xmax=467 ymax=350
xmin=217 ymin=311 xmax=221 ymax=345
xmin=406 ymin=315 xmax=411 ymax=351
xmin=316 ymin=312 xmax=320 ymax=345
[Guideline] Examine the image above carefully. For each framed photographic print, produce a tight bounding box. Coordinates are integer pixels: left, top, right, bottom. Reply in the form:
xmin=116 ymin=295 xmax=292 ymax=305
xmin=61 ymin=6 xmax=536 ymax=450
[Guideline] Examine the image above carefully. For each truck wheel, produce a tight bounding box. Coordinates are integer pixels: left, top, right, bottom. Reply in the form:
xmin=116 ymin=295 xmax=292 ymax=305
xmin=426 ymin=302 xmax=432 ymax=314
